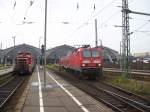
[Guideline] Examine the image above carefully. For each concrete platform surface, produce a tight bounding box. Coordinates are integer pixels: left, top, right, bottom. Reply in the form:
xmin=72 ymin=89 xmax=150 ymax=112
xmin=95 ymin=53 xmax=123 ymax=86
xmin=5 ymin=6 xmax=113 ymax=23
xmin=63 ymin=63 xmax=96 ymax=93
xmin=20 ymin=66 xmax=114 ymax=112
xmin=0 ymin=67 xmax=14 ymax=76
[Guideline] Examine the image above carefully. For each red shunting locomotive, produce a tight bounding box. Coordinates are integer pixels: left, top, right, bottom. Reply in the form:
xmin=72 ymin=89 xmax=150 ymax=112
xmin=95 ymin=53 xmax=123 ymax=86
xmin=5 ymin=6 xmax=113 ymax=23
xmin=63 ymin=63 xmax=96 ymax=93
xmin=59 ymin=45 xmax=103 ymax=79
xmin=15 ymin=52 xmax=35 ymax=75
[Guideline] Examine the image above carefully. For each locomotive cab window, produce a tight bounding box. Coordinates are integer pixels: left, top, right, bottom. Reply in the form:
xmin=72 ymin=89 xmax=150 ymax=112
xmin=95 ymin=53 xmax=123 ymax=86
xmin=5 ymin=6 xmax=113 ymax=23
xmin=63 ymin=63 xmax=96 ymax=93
xmin=83 ymin=49 xmax=100 ymax=57
xmin=92 ymin=50 xmax=100 ymax=57
xmin=83 ymin=50 xmax=91 ymax=57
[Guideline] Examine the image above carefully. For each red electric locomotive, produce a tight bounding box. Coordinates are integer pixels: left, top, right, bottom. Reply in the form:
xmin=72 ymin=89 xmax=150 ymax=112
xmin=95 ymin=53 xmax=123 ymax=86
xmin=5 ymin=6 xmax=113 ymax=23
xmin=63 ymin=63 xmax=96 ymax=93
xmin=59 ymin=45 xmax=103 ymax=79
xmin=15 ymin=52 xmax=35 ymax=75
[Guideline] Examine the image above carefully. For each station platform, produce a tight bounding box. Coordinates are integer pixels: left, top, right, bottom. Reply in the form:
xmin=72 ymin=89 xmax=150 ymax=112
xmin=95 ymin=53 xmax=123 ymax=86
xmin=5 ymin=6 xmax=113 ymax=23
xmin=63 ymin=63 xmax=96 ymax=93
xmin=0 ymin=67 xmax=14 ymax=76
xmin=16 ymin=66 xmax=114 ymax=112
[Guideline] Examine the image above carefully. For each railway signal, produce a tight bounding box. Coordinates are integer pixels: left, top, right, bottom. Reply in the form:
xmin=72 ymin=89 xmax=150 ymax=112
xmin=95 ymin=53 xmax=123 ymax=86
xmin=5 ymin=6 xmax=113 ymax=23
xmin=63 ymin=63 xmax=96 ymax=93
xmin=41 ymin=45 xmax=44 ymax=69
xmin=41 ymin=44 xmax=44 ymax=54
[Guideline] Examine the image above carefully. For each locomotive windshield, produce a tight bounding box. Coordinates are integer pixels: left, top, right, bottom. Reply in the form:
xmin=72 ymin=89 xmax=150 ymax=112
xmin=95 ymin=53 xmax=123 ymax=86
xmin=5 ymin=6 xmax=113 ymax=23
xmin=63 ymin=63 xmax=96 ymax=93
xmin=92 ymin=50 xmax=100 ymax=57
xmin=83 ymin=49 xmax=100 ymax=57
xmin=83 ymin=50 xmax=91 ymax=57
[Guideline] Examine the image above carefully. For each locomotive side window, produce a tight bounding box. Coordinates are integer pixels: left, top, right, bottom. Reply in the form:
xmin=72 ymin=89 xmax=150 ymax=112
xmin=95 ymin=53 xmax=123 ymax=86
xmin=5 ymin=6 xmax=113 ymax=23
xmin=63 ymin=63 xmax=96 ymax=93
xmin=92 ymin=50 xmax=100 ymax=57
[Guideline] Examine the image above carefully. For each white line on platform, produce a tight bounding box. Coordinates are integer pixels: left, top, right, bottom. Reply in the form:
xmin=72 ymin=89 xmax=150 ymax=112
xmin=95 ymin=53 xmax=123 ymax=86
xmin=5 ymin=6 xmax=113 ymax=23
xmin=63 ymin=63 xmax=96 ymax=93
xmin=37 ymin=66 xmax=44 ymax=112
xmin=47 ymin=71 xmax=90 ymax=112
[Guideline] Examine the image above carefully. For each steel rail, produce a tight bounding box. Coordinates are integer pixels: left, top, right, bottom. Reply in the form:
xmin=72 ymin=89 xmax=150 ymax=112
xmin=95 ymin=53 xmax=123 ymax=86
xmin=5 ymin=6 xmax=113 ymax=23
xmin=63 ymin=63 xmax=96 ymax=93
xmin=105 ymin=90 xmax=150 ymax=112
xmin=91 ymin=81 xmax=150 ymax=111
xmin=83 ymin=81 xmax=146 ymax=112
xmin=0 ymin=76 xmax=26 ymax=110
xmin=101 ymin=82 xmax=150 ymax=104
xmin=103 ymin=68 xmax=150 ymax=76
xmin=0 ymin=72 xmax=15 ymax=88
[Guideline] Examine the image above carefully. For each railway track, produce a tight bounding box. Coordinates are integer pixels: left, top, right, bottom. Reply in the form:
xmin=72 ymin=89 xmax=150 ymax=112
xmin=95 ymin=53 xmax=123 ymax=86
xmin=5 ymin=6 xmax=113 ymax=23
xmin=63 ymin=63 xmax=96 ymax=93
xmin=84 ymin=81 xmax=150 ymax=112
xmin=104 ymin=68 xmax=150 ymax=73
xmin=0 ymin=71 xmax=15 ymax=87
xmin=103 ymin=68 xmax=150 ymax=81
xmin=0 ymin=75 xmax=28 ymax=111
xmin=100 ymin=82 xmax=150 ymax=109
xmin=48 ymin=68 xmax=150 ymax=112
xmin=104 ymin=68 xmax=150 ymax=76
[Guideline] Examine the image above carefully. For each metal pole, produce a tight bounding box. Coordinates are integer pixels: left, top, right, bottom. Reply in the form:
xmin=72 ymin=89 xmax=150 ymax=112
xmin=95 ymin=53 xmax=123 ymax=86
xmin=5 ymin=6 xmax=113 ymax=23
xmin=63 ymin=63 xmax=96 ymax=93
xmin=99 ymin=39 xmax=102 ymax=47
xmin=122 ymin=0 xmax=131 ymax=78
xmin=39 ymin=37 xmax=42 ymax=49
xmin=12 ymin=36 xmax=16 ymax=47
xmin=95 ymin=19 xmax=98 ymax=47
xmin=14 ymin=37 xmax=15 ymax=47
xmin=44 ymin=0 xmax=47 ymax=87
xmin=129 ymin=10 xmax=150 ymax=16
xmin=12 ymin=36 xmax=16 ymax=65
xmin=0 ymin=43 xmax=2 ymax=50
xmin=120 ymin=41 xmax=122 ymax=70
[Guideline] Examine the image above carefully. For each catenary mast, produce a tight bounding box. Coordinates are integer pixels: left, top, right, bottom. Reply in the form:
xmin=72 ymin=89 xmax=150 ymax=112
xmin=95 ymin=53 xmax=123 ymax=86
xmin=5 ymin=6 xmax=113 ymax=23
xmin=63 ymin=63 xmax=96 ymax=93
xmin=121 ymin=0 xmax=131 ymax=77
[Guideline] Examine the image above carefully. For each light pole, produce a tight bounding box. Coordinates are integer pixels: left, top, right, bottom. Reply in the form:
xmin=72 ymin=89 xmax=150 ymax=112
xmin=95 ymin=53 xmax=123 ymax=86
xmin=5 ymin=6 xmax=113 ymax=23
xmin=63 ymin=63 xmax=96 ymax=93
xmin=44 ymin=0 xmax=48 ymax=87
xmin=12 ymin=36 xmax=16 ymax=47
xmin=99 ymin=39 xmax=102 ymax=47
xmin=39 ymin=37 xmax=42 ymax=49
xmin=95 ymin=19 xmax=98 ymax=47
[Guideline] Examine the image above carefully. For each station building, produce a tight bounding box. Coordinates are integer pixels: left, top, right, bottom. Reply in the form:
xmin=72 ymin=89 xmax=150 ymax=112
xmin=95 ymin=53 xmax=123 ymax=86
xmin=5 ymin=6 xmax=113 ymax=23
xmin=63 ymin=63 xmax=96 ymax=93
xmin=0 ymin=44 xmax=119 ymax=65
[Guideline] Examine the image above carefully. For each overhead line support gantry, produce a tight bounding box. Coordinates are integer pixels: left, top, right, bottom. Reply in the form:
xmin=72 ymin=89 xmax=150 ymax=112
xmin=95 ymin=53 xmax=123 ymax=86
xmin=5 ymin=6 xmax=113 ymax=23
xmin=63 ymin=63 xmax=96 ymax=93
xmin=121 ymin=0 xmax=150 ymax=78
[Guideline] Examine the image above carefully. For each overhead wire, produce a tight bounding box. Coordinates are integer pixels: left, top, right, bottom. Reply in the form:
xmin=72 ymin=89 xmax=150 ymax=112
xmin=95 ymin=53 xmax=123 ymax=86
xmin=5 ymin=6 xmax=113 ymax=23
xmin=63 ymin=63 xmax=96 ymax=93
xmin=74 ymin=0 xmax=120 ymax=34
xmin=97 ymin=0 xmax=137 ymax=30
xmin=13 ymin=0 xmax=16 ymax=10
xmin=23 ymin=0 xmax=35 ymax=21
xmin=97 ymin=10 xmax=120 ymax=29
xmin=136 ymin=31 xmax=150 ymax=33
xmin=65 ymin=0 xmax=121 ymax=44
xmin=129 ymin=20 xmax=150 ymax=50
xmin=92 ymin=0 xmax=118 ymax=20
xmin=66 ymin=2 xmax=80 ymax=24
xmin=97 ymin=0 xmax=135 ymax=30
xmin=131 ymin=20 xmax=150 ymax=34
xmin=130 ymin=17 xmax=150 ymax=22
xmin=0 ymin=0 xmax=35 ymax=25
xmin=130 ymin=30 xmax=150 ymax=48
xmin=0 ymin=0 xmax=17 ymax=25
xmin=50 ymin=0 xmax=121 ymax=36
xmin=72 ymin=3 xmax=95 ymax=32
xmin=85 ymin=3 xmax=96 ymax=23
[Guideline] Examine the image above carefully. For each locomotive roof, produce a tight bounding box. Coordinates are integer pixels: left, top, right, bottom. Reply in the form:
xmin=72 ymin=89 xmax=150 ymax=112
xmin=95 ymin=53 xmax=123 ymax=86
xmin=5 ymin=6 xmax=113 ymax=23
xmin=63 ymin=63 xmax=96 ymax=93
xmin=77 ymin=47 xmax=102 ymax=51
xmin=17 ymin=52 xmax=32 ymax=54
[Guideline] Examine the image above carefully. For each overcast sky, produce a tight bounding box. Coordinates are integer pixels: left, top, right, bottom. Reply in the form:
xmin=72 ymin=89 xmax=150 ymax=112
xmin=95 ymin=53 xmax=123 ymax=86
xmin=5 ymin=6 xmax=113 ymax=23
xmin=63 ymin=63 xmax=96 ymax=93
xmin=0 ymin=0 xmax=150 ymax=53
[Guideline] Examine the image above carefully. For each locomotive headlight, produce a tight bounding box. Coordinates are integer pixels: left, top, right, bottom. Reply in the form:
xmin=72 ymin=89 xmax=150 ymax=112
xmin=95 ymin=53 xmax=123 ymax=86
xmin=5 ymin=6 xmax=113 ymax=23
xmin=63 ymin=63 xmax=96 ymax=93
xmin=98 ymin=63 xmax=101 ymax=66
xmin=82 ymin=64 xmax=86 ymax=67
